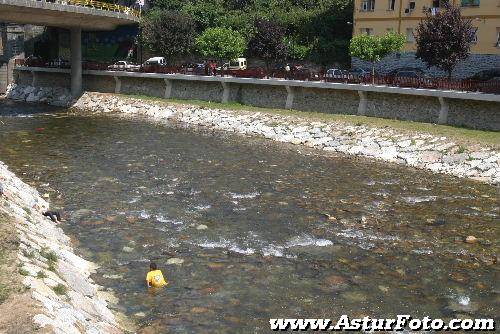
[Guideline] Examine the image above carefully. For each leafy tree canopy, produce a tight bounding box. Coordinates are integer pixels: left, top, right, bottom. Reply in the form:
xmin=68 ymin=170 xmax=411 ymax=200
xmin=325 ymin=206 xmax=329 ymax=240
xmin=415 ymin=3 xmax=475 ymax=78
xmin=349 ymin=32 xmax=405 ymax=81
xmin=349 ymin=32 xmax=405 ymax=64
xmin=196 ymin=27 xmax=247 ymax=61
xmin=248 ymin=19 xmax=288 ymax=68
xmin=147 ymin=0 xmax=354 ymax=66
xmin=140 ymin=10 xmax=197 ymax=60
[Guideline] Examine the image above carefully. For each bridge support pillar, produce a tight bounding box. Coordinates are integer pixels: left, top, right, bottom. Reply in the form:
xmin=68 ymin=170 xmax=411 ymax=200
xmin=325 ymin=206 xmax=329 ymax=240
xmin=113 ymin=76 xmax=121 ymax=94
xmin=285 ymin=86 xmax=295 ymax=109
xmin=70 ymin=27 xmax=82 ymax=98
xmin=31 ymin=70 xmax=38 ymax=87
xmin=221 ymin=82 xmax=230 ymax=103
xmin=438 ymin=97 xmax=449 ymax=125
xmin=357 ymin=91 xmax=368 ymax=116
xmin=164 ymin=79 xmax=172 ymax=99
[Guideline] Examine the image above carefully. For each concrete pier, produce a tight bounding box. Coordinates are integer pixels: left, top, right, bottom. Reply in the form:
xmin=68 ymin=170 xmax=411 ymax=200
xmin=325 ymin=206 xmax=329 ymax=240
xmin=70 ymin=27 xmax=82 ymax=97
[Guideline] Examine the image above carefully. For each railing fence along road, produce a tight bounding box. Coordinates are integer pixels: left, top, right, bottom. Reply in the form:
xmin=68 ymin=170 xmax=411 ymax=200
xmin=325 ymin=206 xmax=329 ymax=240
xmin=34 ymin=0 xmax=141 ymax=16
xmin=14 ymin=60 xmax=500 ymax=95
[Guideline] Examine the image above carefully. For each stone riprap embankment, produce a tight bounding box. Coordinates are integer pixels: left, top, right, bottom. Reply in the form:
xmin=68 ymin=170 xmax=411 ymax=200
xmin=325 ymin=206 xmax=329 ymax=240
xmin=0 ymin=162 xmax=122 ymax=334
xmin=72 ymin=92 xmax=500 ymax=185
xmin=6 ymin=83 xmax=73 ymax=106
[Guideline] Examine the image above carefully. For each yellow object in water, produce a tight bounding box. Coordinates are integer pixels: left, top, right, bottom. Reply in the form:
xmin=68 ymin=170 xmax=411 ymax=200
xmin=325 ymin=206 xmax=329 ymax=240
xmin=146 ymin=269 xmax=168 ymax=288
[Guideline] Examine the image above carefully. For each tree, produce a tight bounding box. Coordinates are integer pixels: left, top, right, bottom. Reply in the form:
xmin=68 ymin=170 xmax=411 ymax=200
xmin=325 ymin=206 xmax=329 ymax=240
xmin=248 ymin=19 xmax=288 ymax=71
xmin=415 ymin=3 xmax=475 ymax=79
xmin=196 ymin=27 xmax=247 ymax=63
xmin=349 ymin=32 xmax=405 ymax=83
xmin=140 ymin=10 xmax=196 ymax=61
xmin=284 ymin=36 xmax=311 ymax=61
xmin=183 ymin=0 xmax=225 ymax=32
xmin=148 ymin=0 xmax=185 ymax=11
xmin=146 ymin=0 xmax=354 ymax=66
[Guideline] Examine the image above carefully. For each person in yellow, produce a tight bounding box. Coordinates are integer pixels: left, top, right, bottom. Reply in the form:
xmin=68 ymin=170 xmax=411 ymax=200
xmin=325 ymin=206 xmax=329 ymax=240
xmin=146 ymin=262 xmax=168 ymax=288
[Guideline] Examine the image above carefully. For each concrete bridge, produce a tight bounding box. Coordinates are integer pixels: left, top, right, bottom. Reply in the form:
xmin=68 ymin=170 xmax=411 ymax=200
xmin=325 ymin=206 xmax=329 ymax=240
xmin=0 ymin=0 xmax=139 ymax=96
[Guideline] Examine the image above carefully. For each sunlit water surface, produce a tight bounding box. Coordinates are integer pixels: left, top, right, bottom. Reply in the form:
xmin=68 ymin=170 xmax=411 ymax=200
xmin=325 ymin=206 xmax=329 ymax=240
xmin=0 ymin=101 xmax=498 ymax=333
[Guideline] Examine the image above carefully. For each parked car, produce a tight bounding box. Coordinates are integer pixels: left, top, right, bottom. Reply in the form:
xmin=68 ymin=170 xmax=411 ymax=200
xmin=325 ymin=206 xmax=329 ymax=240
xmin=107 ymin=61 xmax=140 ymax=72
xmin=222 ymin=58 xmax=247 ymax=71
xmin=183 ymin=63 xmax=205 ymax=75
xmin=48 ymin=57 xmax=69 ymax=68
xmin=468 ymin=68 xmax=500 ymax=81
xmin=349 ymin=67 xmax=371 ymax=79
xmin=142 ymin=57 xmax=167 ymax=72
xmin=388 ymin=67 xmax=425 ymax=77
xmin=325 ymin=68 xmax=349 ymax=81
xmin=24 ymin=55 xmax=45 ymax=67
xmin=144 ymin=57 xmax=166 ymax=66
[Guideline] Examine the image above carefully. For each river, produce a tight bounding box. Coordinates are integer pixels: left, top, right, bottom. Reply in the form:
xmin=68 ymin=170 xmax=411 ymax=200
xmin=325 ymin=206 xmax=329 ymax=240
xmin=0 ymin=100 xmax=498 ymax=333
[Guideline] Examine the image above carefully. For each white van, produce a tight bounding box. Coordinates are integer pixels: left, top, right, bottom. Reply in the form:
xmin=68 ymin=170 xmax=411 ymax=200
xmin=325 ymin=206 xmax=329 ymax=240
xmin=144 ymin=57 xmax=166 ymax=66
xmin=223 ymin=58 xmax=247 ymax=70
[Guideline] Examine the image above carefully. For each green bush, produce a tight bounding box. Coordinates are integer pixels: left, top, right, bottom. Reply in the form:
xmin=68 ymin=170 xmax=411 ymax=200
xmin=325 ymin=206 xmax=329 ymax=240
xmin=52 ymin=284 xmax=67 ymax=295
xmin=40 ymin=248 xmax=58 ymax=263
xmin=196 ymin=27 xmax=246 ymax=62
xmin=18 ymin=267 xmax=30 ymax=276
xmin=350 ymin=32 xmax=405 ymax=81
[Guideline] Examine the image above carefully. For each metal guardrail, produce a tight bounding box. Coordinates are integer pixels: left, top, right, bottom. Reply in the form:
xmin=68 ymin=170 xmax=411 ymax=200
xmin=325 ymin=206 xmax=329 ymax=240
xmin=38 ymin=0 xmax=140 ymax=17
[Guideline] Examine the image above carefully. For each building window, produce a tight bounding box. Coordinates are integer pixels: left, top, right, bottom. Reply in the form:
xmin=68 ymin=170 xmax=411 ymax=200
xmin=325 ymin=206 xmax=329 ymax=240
xmin=361 ymin=0 xmax=375 ymax=11
xmin=472 ymin=29 xmax=478 ymax=43
xmin=388 ymin=0 xmax=396 ymax=10
xmin=406 ymin=28 xmax=415 ymax=42
xmin=497 ymin=28 xmax=500 ymax=47
xmin=461 ymin=0 xmax=480 ymax=6
xmin=404 ymin=1 xmax=416 ymax=13
xmin=360 ymin=28 xmax=374 ymax=35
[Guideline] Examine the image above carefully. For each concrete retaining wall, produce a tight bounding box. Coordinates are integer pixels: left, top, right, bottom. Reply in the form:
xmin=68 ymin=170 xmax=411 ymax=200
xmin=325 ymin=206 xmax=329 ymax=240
xmin=12 ymin=67 xmax=500 ymax=131
xmin=366 ymin=92 xmax=440 ymax=123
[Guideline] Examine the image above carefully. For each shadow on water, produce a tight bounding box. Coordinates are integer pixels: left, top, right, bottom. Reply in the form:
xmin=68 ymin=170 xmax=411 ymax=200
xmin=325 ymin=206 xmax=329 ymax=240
xmin=0 ymin=100 xmax=498 ymax=333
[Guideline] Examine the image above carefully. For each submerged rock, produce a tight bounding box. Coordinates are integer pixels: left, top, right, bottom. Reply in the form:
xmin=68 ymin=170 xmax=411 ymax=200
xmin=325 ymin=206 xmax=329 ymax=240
xmin=465 ymin=236 xmax=478 ymax=244
xmin=341 ymin=291 xmax=367 ymax=303
xmin=166 ymin=258 xmax=184 ymax=265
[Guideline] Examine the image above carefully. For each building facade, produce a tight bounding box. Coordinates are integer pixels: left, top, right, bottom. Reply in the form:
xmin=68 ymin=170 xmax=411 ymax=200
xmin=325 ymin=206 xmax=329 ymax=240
xmin=352 ymin=0 xmax=500 ymax=78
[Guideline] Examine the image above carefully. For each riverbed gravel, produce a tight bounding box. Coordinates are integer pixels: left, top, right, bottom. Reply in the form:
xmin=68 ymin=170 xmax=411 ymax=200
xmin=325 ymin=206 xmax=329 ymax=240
xmin=70 ymin=92 xmax=500 ymax=185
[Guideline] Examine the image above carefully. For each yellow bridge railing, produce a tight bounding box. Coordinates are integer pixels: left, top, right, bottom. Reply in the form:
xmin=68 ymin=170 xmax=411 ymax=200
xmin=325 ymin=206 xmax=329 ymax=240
xmin=65 ymin=0 xmax=141 ymax=18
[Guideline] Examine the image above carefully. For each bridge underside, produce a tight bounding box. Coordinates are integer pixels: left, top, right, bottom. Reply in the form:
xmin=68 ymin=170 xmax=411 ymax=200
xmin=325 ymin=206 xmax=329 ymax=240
xmin=0 ymin=0 xmax=139 ymax=31
xmin=0 ymin=0 xmax=139 ymax=97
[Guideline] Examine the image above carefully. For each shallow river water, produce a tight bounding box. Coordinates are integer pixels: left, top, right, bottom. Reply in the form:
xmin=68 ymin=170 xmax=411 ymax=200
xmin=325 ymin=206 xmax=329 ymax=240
xmin=0 ymin=101 xmax=498 ymax=333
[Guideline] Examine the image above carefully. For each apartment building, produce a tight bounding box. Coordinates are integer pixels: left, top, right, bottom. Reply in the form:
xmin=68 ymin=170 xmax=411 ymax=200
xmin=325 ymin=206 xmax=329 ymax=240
xmin=352 ymin=0 xmax=500 ymax=78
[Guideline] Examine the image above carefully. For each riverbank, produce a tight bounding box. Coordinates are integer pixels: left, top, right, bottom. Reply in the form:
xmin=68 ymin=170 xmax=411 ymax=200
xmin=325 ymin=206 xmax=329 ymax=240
xmin=0 ymin=161 xmax=122 ymax=333
xmin=71 ymin=92 xmax=500 ymax=185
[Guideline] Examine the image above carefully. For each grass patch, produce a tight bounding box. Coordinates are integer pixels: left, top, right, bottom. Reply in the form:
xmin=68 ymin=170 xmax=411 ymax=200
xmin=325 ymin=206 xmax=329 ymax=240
xmin=18 ymin=267 xmax=29 ymax=276
xmin=40 ymin=248 xmax=58 ymax=263
xmin=121 ymin=93 xmax=500 ymax=148
xmin=40 ymin=248 xmax=58 ymax=272
xmin=52 ymin=284 xmax=67 ymax=295
xmin=0 ymin=283 xmax=9 ymax=304
xmin=456 ymin=145 xmax=467 ymax=154
xmin=22 ymin=249 xmax=34 ymax=259
xmin=47 ymin=262 xmax=57 ymax=272
xmin=36 ymin=271 xmax=47 ymax=279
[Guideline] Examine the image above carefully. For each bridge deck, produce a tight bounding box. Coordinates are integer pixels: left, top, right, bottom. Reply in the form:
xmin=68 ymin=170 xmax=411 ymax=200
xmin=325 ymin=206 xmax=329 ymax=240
xmin=0 ymin=0 xmax=139 ymax=30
